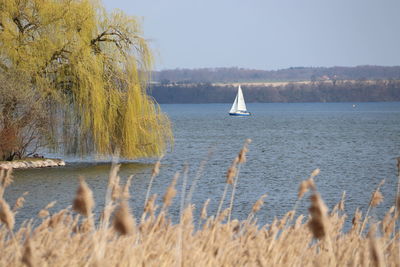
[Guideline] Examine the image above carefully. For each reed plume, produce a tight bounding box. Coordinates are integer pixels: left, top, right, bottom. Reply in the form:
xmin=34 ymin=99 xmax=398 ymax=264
xmin=21 ymin=237 xmax=36 ymax=267
xmin=252 ymin=194 xmax=267 ymax=214
xmin=360 ymin=179 xmax=385 ymax=235
xmin=105 ymin=163 xmax=120 ymax=207
xmin=100 ymin=163 xmax=120 ymax=230
xmin=0 ymin=168 xmax=13 ymax=198
xmin=238 ymin=146 xmax=248 ymax=164
xmin=368 ymin=224 xmax=385 ymax=267
xmin=113 ymin=200 xmax=135 ymax=235
xmin=297 ymin=169 xmax=319 ymax=200
xmin=216 ymin=157 xmax=238 ymax=217
xmin=246 ymin=194 xmax=267 ymax=226
xmin=201 ymin=199 xmax=211 ymax=220
xmin=351 ymin=208 xmax=363 ymax=231
xmin=0 ymin=168 xmax=12 ymax=188
xmin=144 ymin=194 xmax=157 ymax=216
xmin=122 ymin=175 xmax=133 ymax=200
xmin=228 ymin=139 xmax=251 ymax=222
xmin=308 ymin=192 xmax=336 ymax=265
xmin=382 ymin=206 xmax=395 ymax=238
xmin=0 ymin=142 xmax=398 ymax=266
xmin=338 ymin=191 xmax=346 ymax=211
xmin=111 ymin=174 xmax=121 ymax=201
xmin=152 ymin=159 xmax=161 ymax=177
xmin=226 ymin=161 xmax=237 ymax=185
xmin=298 ymin=180 xmax=309 ymax=200
xmin=0 ymin=198 xmax=14 ymax=230
xmin=371 ymin=191 xmax=384 ymax=207
xmin=38 ymin=209 xmax=49 ymax=218
xmin=290 ymin=168 xmax=320 ymax=228
xmin=162 ymin=172 xmax=179 ymax=209
xmin=38 ymin=201 xmax=57 ymax=218
xmin=144 ymin=157 xmax=162 ymax=210
xmin=308 ymin=193 xmax=329 ymax=239
xmin=13 ymin=191 xmax=28 ymax=211
xmin=72 ymin=178 xmax=94 ymax=217
xmin=294 ymin=214 xmax=304 ymax=230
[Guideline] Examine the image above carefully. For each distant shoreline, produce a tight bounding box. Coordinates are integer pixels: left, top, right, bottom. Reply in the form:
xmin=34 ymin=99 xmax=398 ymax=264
xmin=0 ymin=158 xmax=66 ymax=170
xmin=211 ymin=79 xmax=391 ymax=88
xmin=148 ymin=79 xmax=400 ymax=104
xmin=152 ymin=66 xmax=400 ymax=84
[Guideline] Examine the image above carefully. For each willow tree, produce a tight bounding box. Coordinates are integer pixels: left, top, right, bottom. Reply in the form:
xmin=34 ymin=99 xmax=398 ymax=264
xmin=0 ymin=0 xmax=172 ymax=159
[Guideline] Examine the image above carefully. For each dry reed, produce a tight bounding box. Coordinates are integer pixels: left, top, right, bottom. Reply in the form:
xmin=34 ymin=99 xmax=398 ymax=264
xmin=144 ymin=157 xmax=162 ymax=210
xmin=13 ymin=191 xmax=28 ymax=212
xmin=21 ymin=237 xmax=36 ymax=267
xmin=113 ymin=200 xmax=135 ymax=235
xmin=0 ymin=198 xmax=14 ymax=230
xmin=308 ymin=193 xmax=329 ymax=239
xmin=0 ymin=148 xmax=399 ymax=267
xmin=252 ymin=194 xmax=267 ymax=214
xmin=72 ymin=178 xmax=94 ymax=217
xmin=0 ymin=168 xmax=12 ymax=198
xmin=360 ymin=179 xmax=385 ymax=235
xmin=201 ymin=199 xmax=211 ymax=220
xmin=228 ymin=139 xmax=251 ymax=222
xmin=162 ymin=172 xmax=179 ymax=209
xmin=216 ymin=156 xmax=238 ymax=217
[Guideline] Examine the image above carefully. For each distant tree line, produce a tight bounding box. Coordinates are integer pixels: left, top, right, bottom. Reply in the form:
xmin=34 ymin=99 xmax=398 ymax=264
xmin=148 ymin=80 xmax=400 ymax=104
xmin=152 ymin=66 xmax=400 ymax=84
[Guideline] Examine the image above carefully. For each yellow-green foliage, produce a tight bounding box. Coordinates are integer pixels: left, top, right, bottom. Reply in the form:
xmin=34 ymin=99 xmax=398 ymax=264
xmin=0 ymin=0 xmax=172 ymax=158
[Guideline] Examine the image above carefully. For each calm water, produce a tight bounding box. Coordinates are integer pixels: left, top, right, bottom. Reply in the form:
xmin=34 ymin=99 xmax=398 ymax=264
xmin=5 ymin=102 xmax=400 ymax=228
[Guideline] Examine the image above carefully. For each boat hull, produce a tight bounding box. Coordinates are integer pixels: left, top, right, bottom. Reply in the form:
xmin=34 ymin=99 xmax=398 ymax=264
xmin=229 ymin=112 xmax=251 ymax=116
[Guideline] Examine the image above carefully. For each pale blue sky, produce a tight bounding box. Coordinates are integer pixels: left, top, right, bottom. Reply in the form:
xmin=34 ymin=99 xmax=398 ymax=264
xmin=103 ymin=0 xmax=400 ymax=70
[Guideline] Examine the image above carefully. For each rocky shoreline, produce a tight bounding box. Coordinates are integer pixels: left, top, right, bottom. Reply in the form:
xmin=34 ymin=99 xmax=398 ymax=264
xmin=0 ymin=159 xmax=66 ymax=170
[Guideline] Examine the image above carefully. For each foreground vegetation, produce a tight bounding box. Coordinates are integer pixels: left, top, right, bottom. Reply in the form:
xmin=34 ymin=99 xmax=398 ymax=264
xmin=0 ymin=142 xmax=399 ymax=266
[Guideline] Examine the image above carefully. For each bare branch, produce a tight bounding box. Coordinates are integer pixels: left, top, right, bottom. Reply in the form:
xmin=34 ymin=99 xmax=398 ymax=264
xmin=13 ymin=17 xmax=24 ymax=32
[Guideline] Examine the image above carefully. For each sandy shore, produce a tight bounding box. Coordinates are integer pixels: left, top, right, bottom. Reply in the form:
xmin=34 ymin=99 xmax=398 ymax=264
xmin=0 ymin=158 xmax=66 ymax=169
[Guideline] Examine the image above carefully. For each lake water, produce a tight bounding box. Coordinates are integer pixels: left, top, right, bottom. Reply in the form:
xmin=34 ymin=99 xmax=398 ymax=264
xmin=5 ymin=102 xmax=400 ymax=228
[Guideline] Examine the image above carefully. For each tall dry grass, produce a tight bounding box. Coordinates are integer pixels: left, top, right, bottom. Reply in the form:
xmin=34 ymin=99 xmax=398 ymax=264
xmin=0 ymin=144 xmax=399 ymax=266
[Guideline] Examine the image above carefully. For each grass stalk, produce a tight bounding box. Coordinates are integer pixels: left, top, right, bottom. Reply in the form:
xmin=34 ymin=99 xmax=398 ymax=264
xmin=0 ymin=143 xmax=399 ymax=266
xmin=144 ymin=156 xmax=163 ymax=213
xmin=360 ymin=179 xmax=385 ymax=235
xmin=228 ymin=164 xmax=241 ymax=223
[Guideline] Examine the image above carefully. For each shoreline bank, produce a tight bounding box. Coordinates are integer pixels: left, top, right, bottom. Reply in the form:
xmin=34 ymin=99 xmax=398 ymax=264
xmin=0 ymin=158 xmax=66 ymax=169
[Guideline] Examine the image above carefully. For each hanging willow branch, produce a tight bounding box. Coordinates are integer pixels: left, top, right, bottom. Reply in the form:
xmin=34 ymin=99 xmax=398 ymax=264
xmin=0 ymin=0 xmax=172 ymax=159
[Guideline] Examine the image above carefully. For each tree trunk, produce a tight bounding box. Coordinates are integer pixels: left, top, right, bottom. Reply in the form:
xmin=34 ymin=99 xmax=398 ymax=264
xmin=1 ymin=98 xmax=18 ymax=161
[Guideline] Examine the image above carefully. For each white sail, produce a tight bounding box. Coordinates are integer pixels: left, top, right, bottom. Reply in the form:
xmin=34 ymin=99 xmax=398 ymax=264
xmin=236 ymin=85 xmax=247 ymax=111
xmin=229 ymin=94 xmax=238 ymax=113
xmin=229 ymin=85 xmax=250 ymax=116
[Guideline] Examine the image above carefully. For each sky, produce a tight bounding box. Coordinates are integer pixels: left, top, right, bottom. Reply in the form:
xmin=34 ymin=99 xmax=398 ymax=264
xmin=103 ymin=0 xmax=400 ymax=70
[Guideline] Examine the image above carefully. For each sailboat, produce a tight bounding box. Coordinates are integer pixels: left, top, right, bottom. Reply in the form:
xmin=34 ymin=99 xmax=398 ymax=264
xmin=229 ymin=85 xmax=251 ymax=116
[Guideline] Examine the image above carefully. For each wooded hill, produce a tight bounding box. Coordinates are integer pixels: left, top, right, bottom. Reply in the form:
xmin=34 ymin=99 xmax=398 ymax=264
xmin=148 ymin=66 xmax=400 ymax=103
xmin=148 ymin=79 xmax=400 ymax=104
xmin=152 ymin=66 xmax=400 ymax=84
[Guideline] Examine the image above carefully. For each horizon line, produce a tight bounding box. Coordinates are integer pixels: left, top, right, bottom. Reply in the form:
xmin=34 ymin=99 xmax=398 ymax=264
xmin=151 ymin=64 xmax=400 ymax=72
